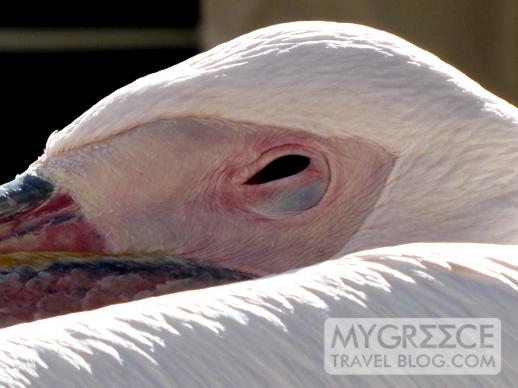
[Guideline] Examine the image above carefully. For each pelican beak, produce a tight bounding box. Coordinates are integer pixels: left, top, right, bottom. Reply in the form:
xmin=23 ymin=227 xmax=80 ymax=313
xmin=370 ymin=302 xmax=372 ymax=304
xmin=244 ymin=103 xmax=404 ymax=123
xmin=0 ymin=173 xmax=105 ymax=254
xmin=0 ymin=174 xmax=252 ymax=328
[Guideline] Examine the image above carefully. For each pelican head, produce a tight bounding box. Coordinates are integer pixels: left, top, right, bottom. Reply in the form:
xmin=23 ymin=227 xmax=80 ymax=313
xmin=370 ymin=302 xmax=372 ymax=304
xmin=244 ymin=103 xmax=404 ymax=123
xmin=0 ymin=22 xmax=517 ymax=324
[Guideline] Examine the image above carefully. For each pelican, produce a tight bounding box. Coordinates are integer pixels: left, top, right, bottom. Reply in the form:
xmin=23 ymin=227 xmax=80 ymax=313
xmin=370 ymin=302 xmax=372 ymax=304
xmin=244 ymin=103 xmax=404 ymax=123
xmin=0 ymin=21 xmax=517 ymax=387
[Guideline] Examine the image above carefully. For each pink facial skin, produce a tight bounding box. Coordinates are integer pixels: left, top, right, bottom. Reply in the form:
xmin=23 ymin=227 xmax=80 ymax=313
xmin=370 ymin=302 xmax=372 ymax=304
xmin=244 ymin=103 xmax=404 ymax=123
xmin=0 ymin=117 xmax=394 ymax=327
xmin=35 ymin=118 xmax=395 ymax=276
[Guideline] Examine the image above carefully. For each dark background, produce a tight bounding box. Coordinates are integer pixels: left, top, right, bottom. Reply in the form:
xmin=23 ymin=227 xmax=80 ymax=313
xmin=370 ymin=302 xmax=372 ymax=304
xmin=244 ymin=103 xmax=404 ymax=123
xmin=0 ymin=6 xmax=199 ymax=183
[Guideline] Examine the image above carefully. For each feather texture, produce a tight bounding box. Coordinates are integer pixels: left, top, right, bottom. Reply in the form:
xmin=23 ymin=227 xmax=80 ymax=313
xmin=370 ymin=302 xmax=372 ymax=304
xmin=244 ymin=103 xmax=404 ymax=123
xmin=1 ymin=243 xmax=517 ymax=387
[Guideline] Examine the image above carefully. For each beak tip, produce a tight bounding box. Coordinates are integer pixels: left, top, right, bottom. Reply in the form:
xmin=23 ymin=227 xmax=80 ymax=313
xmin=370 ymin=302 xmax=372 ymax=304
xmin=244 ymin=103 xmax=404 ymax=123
xmin=0 ymin=174 xmax=55 ymax=218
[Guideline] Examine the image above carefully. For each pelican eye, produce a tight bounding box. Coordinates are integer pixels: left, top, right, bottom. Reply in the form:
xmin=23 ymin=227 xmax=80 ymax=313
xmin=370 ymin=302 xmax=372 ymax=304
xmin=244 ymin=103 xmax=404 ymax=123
xmin=245 ymin=155 xmax=311 ymax=185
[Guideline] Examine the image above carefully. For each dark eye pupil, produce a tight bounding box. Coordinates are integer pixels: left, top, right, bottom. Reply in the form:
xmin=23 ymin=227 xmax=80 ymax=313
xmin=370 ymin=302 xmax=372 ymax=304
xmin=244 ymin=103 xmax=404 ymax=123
xmin=245 ymin=155 xmax=311 ymax=185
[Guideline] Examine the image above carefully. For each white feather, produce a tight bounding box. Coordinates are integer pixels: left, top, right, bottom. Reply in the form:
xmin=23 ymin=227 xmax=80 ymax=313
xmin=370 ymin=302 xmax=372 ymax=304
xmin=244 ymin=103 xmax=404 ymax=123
xmin=45 ymin=21 xmax=517 ymax=156
xmin=1 ymin=243 xmax=517 ymax=387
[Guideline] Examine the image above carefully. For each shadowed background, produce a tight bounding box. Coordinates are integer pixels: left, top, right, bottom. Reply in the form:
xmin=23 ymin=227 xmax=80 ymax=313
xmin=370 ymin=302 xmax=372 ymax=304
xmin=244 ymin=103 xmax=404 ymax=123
xmin=1 ymin=1 xmax=516 ymax=183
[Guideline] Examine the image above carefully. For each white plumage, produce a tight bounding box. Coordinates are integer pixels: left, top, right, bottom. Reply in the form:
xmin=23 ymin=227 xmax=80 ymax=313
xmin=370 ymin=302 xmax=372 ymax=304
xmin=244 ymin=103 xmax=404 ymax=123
xmin=1 ymin=244 xmax=517 ymax=387
xmin=2 ymin=22 xmax=517 ymax=387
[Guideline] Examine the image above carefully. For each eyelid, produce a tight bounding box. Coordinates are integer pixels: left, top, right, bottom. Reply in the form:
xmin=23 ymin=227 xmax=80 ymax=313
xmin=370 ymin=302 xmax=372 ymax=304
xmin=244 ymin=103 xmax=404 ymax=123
xmin=233 ymin=144 xmax=317 ymax=185
xmin=244 ymin=154 xmax=311 ymax=185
